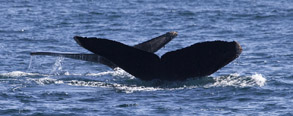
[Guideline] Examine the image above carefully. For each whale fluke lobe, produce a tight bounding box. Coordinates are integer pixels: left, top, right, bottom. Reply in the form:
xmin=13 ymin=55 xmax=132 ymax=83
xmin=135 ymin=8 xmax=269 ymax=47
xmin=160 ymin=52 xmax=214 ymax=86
xmin=159 ymin=41 xmax=242 ymax=80
xmin=74 ymin=36 xmax=162 ymax=80
xmin=74 ymin=37 xmax=242 ymax=81
xmin=134 ymin=31 xmax=177 ymax=53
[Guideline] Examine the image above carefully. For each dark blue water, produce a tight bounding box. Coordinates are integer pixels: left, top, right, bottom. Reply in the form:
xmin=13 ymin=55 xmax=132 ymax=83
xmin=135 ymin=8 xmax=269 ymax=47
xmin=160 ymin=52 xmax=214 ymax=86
xmin=1 ymin=0 xmax=292 ymax=115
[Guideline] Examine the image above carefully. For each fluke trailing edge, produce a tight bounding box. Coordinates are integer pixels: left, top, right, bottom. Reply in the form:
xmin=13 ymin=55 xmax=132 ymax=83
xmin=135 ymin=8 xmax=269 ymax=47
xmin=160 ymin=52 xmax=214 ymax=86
xmin=31 ymin=32 xmax=242 ymax=81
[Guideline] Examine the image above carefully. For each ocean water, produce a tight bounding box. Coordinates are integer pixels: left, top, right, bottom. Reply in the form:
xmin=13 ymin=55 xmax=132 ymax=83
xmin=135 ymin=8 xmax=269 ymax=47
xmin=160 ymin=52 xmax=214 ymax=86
xmin=0 ymin=0 xmax=292 ymax=115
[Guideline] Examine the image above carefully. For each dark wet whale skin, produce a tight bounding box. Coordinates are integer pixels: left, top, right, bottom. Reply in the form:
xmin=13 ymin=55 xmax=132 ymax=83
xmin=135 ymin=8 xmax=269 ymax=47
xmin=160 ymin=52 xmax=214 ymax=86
xmin=74 ymin=36 xmax=242 ymax=81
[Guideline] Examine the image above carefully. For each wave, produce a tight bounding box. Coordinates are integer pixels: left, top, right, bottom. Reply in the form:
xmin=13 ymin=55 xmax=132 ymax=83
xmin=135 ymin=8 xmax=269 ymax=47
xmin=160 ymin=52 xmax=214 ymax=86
xmin=206 ymin=73 xmax=266 ymax=88
xmin=0 ymin=70 xmax=266 ymax=93
xmin=0 ymin=71 xmax=48 ymax=78
xmin=85 ymin=68 xmax=135 ymax=79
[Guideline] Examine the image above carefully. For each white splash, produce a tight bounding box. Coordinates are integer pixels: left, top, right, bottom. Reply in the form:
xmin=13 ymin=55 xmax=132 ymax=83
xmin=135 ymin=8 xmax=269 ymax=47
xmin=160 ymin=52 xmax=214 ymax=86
xmin=250 ymin=73 xmax=266 ymax=87
xmin=30 ymin=77 xmax=64 ymax=85
xmin=206 ymin=73 xmax=266 ymax=88
xmin=86 ymin=67 xmax=135 ymax=79
xmin=2 ymin=70 xmax=266 ymax=93
xmin=68 ymin=80 xmax=109 ymax=87
xmin=113 ymin=84 xmax=163 ymax=93
xmin=50 ymin=57 xmax=64 ymax=75
xmin=67 ymin=80 xmax=162 ymax=93
xmin=0 ymin=71 xmax=44 ymax=78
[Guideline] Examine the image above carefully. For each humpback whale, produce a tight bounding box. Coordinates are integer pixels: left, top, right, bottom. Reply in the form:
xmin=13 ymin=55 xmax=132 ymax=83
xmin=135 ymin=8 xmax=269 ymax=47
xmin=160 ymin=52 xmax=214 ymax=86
xmin=31 ymin=32 xmax=242 ymax=81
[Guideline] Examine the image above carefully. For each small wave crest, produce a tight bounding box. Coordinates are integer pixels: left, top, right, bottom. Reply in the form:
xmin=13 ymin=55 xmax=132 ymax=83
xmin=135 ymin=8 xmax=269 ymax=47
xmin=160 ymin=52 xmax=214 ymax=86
xmin=85 ymin=68 xmax=135 ymax=79
xmin=67 ymin=80 xmax=164 ymax=93
xmin=1 ymin=70 xmax=266 ymax=93
xmin=206 ymin=73 xmax=266 ymax=88
xmin=29 ymin=77 xmax=64 ymax=85
xmin=0 ymin=71 xmax=47 ymax=78
xmin=63 ymin=73 xmax=266 ymax=93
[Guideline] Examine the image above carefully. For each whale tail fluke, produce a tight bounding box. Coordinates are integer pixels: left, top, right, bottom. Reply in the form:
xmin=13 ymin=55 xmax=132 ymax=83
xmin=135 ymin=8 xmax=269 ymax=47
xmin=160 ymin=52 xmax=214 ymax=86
xmin=30 ymin=31 xmax=242 ymax=81
xmin=74 ymin=36 xmax=242 ymax=80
